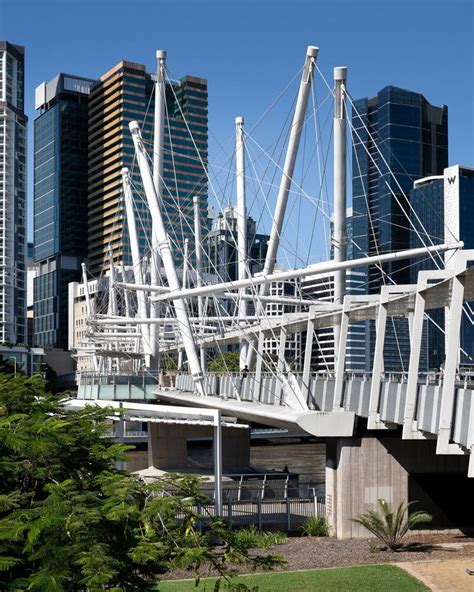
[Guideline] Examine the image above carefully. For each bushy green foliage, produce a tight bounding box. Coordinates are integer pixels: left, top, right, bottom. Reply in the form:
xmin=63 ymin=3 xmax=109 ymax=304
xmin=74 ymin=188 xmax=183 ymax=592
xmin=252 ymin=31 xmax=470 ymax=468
xmin=0 ymin=374 xmax=283 ymax=590
xmin=208 ymin=351 xmax=241 ymax=373
xmin=300 ymin=515 xmax=330 ymax=537
xmin=230 ymin=526 xmax=287 ymax=549
xmin=352 ymin=499 xmax=432 ymax=551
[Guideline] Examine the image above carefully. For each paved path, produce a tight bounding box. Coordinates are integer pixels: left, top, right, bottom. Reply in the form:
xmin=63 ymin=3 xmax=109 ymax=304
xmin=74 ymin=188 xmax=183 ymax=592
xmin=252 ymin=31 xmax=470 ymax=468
xmin=399 ymin=559 xmax=474 ymax=591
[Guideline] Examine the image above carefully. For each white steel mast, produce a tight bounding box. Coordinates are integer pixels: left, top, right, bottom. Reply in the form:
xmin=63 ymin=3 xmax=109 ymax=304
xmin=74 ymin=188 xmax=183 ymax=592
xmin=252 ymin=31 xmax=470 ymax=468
xmin=129 ymin=120 xmax=205 ymax=396
xmin=81 ymin=262 xmax=99 ymax=371
xmin=150 ymin=49 xmax=167 ymax=370
xmin=235 ymin=116 xmax=248 ymax=369
xmin=122 ymin=167 xmax=150 ymax=354
xmin=193 ymin=195 xmax=206 ymax=372
xmin=333 ymin=66 xmax=347 ymax=365
xmin=246 ymin=45 xmax=319 ymax=368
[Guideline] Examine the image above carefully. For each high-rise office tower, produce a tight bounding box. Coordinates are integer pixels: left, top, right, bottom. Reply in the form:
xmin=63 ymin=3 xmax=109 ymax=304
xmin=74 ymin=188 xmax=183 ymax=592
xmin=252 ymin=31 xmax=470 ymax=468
xmin=88 ymin=60 xmax=208 ymax=276
xmin=351 ymin=86 xmax=448 ymax=370
xmin=410 ymin=165 xmax=474 ymax=369
xmin=33 ymin=74 xmax=95 ymax=351
xmin=0 ymin=42 xmax=27 ymax=344
xmin=206 ymin=206 xmax=269 ymax=282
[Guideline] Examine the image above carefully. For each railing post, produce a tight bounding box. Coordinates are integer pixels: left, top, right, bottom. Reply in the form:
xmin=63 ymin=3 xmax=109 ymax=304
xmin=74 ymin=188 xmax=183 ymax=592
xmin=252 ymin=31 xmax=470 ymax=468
xmin=403 ymin=280 xmax=428 ymax=439
xmin=254 ymin=333 xmax=265 ymax=402
xmin=334 ymin=296 xmax=351 ymax=409
xmin=437 ymin=252 xmax=467 ymax=455
xmin=367 ymin=290 xmax=388 ymax=429
xmin=276 ymin=321 xmax=288 ymax=404
xmin=196 ymin=500 xmax=202 ymax=533
xmin=286 ymin=498 xmax=291 ymax=533
xmin=227 ymin=497 xmax=233 ymax=528
xmin=301 ymin=310 xmax=315 ymax=403
xmin=257 ymin=496 xmax=262 ymax=532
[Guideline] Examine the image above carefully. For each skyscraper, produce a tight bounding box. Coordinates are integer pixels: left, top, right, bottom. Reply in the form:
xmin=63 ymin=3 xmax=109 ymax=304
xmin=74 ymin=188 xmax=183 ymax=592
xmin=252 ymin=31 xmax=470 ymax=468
xmin=410 ymin=165 xmax=474 ymax=368
xmin=0 ymin=42 xmax=27 ymax=344
xmin=352 ymin=86 xmax=448 ymax=283
xmin=206 ymin=206 xmax=269 ymax=282
xmin=351 ymin=85 xmax=448 ymax=370
xmin=33 ymin=74 xmax=95 ymax=351
xmin=88 ymin=60 xmax=208 ymax=276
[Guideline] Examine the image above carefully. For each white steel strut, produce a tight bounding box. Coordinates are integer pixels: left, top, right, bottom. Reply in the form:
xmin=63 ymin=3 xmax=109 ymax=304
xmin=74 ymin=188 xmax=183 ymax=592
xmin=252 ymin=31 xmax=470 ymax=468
xmin=235 ymin=116 xmax=248 ymax=369
xmin=81 ymin=262 xmax=99 ymax=371
xmin=193 ymin=195 xmax=206 ymax=371
xmin=150 ymin=49 xmax=167 ymax=368
xmin=246 ymin=45 xmax=319 ymax=368
xmin=129 ymin=120 xmax=205 ymax=396
xmin=122 ymin=167 xmax=151 ymax=353
xmin=145 ymin=242 xmax=463 ymax=302
xmin=333 ymin=66 xmax=348 ymax=362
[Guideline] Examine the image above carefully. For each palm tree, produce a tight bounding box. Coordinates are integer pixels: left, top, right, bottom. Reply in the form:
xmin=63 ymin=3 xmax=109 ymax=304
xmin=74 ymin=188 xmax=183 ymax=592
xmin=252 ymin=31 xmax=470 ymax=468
xmin=352 ymin=499 xmax=432 ymax=550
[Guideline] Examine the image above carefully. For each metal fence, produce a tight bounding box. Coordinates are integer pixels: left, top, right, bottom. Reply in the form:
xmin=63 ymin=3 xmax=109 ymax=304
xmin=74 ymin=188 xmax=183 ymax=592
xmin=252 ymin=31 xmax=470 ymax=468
xmin=196 ymin=474 xmax=324 ymax=501
xmin=179 ymin=496 xmax=326 ymax=533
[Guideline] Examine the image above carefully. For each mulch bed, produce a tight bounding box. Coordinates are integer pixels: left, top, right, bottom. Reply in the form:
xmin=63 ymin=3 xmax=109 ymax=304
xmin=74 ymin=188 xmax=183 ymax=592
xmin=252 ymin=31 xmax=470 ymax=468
xmin=165 ymin=532 xmax=474 ymax=580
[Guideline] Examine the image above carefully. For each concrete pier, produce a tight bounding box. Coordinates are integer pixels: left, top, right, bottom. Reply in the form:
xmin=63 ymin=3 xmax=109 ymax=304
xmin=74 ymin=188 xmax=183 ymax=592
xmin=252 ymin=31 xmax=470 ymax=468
xmin=326 ymin=436 xmax=472 ymax=539
xmin=147 ymin=422 xmax=250 ymax=470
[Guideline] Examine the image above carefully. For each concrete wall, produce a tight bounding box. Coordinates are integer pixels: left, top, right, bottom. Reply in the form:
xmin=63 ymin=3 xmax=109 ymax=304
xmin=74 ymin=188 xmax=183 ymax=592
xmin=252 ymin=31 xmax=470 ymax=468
xmin=326 ymin=436 xmax=470 ymax=539
xmin=148 ymin=423 xmax=250 ymax=471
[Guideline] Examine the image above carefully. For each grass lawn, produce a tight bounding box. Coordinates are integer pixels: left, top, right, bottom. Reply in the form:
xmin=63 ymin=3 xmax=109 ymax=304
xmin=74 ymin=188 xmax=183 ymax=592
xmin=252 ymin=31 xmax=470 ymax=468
xmin=158 ymin=564 xmax=428 ymax=591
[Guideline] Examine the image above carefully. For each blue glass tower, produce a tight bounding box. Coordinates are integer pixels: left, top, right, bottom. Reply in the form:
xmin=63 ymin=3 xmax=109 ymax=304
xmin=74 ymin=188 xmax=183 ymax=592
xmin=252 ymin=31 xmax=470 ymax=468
xmin=33 ymin=74 xmax=95 ymax=350
xmin=351 ymin=86 xmax=448 ymax=371
xmin=410 ymin=166 xmax=474 ymax=368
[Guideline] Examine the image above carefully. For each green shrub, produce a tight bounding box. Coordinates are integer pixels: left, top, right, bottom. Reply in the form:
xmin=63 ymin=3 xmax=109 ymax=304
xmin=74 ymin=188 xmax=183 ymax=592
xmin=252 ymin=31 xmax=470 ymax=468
xmin=301 ymin=515 xmax=330 ymax=537
xmin=352 ymin=499 xmax=432 ymax=551
xmin=232 ymin=526 xmax=287 ymax=549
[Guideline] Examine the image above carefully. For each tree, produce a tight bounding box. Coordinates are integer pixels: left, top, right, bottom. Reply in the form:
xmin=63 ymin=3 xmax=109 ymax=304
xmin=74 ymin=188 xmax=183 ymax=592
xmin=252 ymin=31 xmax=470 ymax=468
xmin=352 ymin=499 xmax=432 ymax=551
xmin=0 ymin=374 xmax=281 ymax=590
xmin=0 ymin=358 xmax=18 ymax=375
xmin=208 ymin=351 xmax=241 ymax=373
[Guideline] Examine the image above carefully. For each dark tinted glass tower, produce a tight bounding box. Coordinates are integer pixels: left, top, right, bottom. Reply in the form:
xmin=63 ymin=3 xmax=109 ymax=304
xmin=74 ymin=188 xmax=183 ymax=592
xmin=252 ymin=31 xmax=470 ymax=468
xmin=351 ymin=86 xmax=448 ymax=370
xmin=205 ymin=206 xmax=269 ymax=282
xmin=409 ymin=176 xmax=444 ymax=370
xmin=33 ymin=74 xmax=94 ymax=349
xmin=410 ymin=165 xmax=474 ymax=368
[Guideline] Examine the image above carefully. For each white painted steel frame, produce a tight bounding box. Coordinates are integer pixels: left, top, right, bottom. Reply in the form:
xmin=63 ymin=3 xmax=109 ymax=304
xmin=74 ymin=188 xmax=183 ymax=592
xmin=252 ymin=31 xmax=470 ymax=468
xmin=149 ymin=242 xmax=462 ymax=302
xmin=129 ymin=121 xmax=205 ymax=396
xmin=246 ymin=45 xmax=319 ymax=370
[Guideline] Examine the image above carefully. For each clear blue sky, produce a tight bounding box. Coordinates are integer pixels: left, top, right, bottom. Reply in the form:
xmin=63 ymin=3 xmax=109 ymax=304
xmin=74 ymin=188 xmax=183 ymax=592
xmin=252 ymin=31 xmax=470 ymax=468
xmin=1 ymin=0 xmax=473 ymax=259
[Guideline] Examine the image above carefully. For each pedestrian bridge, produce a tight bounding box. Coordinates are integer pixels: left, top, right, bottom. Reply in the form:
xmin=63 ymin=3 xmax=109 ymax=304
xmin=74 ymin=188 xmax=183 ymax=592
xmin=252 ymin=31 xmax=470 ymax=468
xmin=162 ymin=370 xmax=474 ymax=473
xmin=77 ymin=368 xmax=474 ymax=477
xmin=77 ymin=250 xmax=474 ymax=478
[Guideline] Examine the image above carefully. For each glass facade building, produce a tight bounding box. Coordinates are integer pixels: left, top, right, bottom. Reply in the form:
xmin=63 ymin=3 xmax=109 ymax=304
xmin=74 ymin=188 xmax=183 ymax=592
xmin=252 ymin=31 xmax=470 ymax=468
xmin=351 ymin=86 xmax=448 ymax=371
xmin=33 ymin=74 xmax=94 ymax=349
xmin=205 ymin=206 xmax=269 ymax=282
xmin=410 ymin=166 xmax=474 ymax=368
xmin=88 ymin=61 xmax=208 ymax=275
xmin=0 ymin=42 xmax=27 ymax=344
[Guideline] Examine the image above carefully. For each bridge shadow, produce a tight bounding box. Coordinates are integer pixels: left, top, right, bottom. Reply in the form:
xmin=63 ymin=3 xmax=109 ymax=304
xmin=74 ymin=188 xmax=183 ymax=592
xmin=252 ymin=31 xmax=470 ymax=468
xmin=374 ymin=436 xmax=474 ymax=535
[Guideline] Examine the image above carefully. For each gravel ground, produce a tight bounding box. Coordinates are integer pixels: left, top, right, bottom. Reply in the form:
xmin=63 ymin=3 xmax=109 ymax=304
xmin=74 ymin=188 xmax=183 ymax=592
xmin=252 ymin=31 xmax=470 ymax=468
xmin=400 ymin=559 xmax=474 ymax=592
xmin=165 ymin=533 xmax=474 ymax=581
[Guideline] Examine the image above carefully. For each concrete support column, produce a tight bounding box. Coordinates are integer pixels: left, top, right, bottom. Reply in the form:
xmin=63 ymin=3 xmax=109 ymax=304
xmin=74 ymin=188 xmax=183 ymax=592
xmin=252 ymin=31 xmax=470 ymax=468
xmin=326 ymin=437 xmax=408 ymax=539
xmin=147 ymin=422 xmax=188 ymax=469
xmin=301 ymin=314 xmax=315 ymax=403
xmin=326 ymin=436 xmax=471 ymax=539
xmin=147 ymin=423 xmax=251 ymax=471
